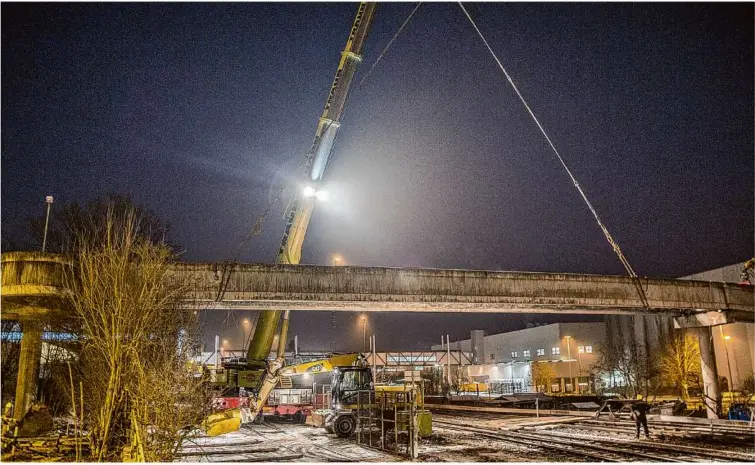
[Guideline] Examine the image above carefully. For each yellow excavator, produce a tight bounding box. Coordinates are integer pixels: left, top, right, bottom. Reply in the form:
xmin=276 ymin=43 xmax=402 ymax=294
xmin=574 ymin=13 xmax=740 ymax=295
xmin=202 ymin=2 xmax=377 ymax=437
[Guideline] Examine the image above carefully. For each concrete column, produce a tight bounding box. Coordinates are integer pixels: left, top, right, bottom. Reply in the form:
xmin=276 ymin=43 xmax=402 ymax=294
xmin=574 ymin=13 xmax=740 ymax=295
xmin=14 ymin=320 xmax=43 ymax=420
xmin=694 ymin=326 xmax=720 ymax=419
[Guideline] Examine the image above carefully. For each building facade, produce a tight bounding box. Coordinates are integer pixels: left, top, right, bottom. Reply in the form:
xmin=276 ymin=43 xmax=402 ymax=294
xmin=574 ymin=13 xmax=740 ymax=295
xmin=431 ymin=322 xmax=606 ymax=394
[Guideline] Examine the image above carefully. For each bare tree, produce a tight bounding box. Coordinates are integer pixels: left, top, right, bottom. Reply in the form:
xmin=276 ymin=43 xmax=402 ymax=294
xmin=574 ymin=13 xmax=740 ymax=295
xmin=659 ymin=332 xmax=701 ymax=401
xmin=65 ymin=205 xmax=205 ymax=461
xmin=25 ymin=193 xmax=175 ymax=254
xmin=591 ymin=340 xmax=660 ymax=399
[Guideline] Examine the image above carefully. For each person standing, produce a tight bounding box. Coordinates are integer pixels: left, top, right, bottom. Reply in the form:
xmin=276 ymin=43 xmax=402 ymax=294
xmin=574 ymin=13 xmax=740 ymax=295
xmin=631 ymin=399 xmax=650 ymax=439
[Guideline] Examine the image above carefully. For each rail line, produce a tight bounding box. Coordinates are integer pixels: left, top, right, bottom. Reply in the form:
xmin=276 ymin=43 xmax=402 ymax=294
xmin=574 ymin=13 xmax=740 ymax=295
xmin=433 ymin=420 xmax=669 ymax=462
xmin=432 ymin=418 xmax=754 ymax=462
xmin=526 ymin=428 xmax=755 ymax=462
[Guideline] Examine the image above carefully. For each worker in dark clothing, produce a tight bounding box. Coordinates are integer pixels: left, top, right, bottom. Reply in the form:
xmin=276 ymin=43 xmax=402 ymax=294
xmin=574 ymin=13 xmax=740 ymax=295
xmin=631 ymin=400 xmax=650 ymax=439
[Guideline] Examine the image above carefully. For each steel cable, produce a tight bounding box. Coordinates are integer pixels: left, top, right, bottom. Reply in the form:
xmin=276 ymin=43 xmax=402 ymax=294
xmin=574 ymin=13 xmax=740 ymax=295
xmin=458 ymin=3 xmax=648 ymax=304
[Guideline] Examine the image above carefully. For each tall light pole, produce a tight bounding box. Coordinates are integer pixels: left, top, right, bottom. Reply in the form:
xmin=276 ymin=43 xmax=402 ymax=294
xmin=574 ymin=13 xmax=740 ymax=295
xmin=565 ymin=336 xmax=573 ymax=393
xmin=361 ymin=314 xmax=367 ymax=353
xmin=242 ymin=318 xmax=251 ymax=346
xmin=723 ymin=335 xmax=734 ymax=396
xmin=42 ymin=195 xmax=54 ymax=252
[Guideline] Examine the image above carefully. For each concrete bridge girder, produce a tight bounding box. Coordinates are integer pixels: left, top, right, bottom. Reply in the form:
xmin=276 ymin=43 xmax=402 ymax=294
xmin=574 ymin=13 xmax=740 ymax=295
xmin=172 ymin=262 xmax=753 ymax=317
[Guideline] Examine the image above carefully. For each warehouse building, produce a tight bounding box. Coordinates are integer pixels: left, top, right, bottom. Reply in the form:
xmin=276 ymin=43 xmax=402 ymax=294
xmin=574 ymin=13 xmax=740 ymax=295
xmin=430 ymin=322 xmax=606 ymax=394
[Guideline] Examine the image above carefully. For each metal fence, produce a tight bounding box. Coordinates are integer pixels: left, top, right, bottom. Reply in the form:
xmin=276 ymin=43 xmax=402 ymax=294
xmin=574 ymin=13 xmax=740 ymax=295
xmin=355 ymin=389 xmax=418 ymax=459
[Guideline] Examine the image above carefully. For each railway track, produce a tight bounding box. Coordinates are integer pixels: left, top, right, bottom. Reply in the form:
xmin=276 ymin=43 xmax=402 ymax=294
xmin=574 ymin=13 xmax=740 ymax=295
xmin=433 ymin=419 xmax=747 ymax=462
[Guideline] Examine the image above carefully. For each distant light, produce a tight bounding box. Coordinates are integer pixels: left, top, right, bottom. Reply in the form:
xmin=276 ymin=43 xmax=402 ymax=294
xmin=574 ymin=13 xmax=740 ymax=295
xmin=302 ymin=186 xmax=316 ymax=198
xmin=724 ymin=335 xmax=731 ymax=340
xmin=243 ymin=319 xmax=250 ymax=325
xmin=45 ymin=196 xmax=54 ymax=204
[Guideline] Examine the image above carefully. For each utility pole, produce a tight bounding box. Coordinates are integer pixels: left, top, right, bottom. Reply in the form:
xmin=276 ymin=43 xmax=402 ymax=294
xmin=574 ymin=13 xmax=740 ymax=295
xmin=362 ymin=315 xmax=367 ymax=353
xmin=42 ymin=195 xmax=53 ymax=252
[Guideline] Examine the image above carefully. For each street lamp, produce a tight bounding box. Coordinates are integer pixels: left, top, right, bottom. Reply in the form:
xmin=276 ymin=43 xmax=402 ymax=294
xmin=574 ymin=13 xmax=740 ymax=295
xmin=565 ymin=336 xmax=574 ymax=394
xmin=42 ymin=195 xmax=54 ymax=252
xmin=332 ymin=255 xmax=343 ymax=266
xmin=361 ymin=314 xmax=367 ymax=353
xmin=242 ymin=318 xmax=251 ymax=345
xmin=723 ymin=335 xmax=734 ymax=396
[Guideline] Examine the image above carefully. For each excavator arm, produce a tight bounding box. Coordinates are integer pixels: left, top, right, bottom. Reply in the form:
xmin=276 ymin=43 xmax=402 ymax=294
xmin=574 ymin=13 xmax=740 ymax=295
xmin=203 ymin=3 xmax=376 ymax=436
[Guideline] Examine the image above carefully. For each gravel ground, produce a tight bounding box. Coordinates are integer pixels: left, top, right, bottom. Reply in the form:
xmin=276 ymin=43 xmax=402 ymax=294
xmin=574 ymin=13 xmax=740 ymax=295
xmin=421 ymin=426 xmax=581 ymax=462
xmin=551 ymin=424 xmax=755 ymax=456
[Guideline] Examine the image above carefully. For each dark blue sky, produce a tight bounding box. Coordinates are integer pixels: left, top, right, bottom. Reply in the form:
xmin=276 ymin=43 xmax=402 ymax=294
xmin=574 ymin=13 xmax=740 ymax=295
xmin=3 ymin=3 xmax=752 ymax=350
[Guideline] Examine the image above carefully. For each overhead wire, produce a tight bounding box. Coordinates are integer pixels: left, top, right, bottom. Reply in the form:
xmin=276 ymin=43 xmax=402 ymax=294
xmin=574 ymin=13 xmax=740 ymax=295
xmin=457 ymin=3 xmax=648 ymax=307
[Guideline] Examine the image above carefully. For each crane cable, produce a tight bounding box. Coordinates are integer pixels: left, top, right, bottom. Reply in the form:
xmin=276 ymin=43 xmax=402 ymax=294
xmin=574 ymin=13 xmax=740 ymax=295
xmin=457 ymin=3 xmax=649 ymax=308
xmin=357 ymin=2 xmax=423 ymax=89
xmin=322 ymin=2 xmax=423 ymax=177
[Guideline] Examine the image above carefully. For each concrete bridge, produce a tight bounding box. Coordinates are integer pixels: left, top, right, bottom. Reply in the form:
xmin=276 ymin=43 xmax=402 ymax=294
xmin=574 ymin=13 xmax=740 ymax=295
xmin=174 ymin=262 xmax=753 ymax=320
xmin=2 ymin=252 xmax=753 ymax=421
xmin=3 ymin=253 xmax=753 ymax=320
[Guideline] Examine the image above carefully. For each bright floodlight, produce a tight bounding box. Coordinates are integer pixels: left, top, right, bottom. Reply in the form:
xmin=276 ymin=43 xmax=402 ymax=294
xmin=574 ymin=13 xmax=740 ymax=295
xmin=315 ymin=189 xmax=328 ymax=201
xmin=302 ymin=186 xmax=316 ymax=198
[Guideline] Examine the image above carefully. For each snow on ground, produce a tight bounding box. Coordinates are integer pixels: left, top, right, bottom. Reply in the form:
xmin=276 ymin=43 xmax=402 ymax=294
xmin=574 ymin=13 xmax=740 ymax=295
xmin=175 ymin=422 xmax=398 ymax=462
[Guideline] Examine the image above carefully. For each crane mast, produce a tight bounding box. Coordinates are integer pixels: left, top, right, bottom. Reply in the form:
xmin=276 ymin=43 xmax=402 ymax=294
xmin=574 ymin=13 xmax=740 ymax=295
xmin=245 ymin=2 xmax=376 ymax=366
xmin=207 ymin=3 xmax=377 ymax=433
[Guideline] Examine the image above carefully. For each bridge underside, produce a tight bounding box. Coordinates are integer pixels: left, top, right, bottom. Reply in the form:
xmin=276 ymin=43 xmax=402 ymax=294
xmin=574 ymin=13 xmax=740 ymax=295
xmin=173 ymin=262 xmax=754 ymax=320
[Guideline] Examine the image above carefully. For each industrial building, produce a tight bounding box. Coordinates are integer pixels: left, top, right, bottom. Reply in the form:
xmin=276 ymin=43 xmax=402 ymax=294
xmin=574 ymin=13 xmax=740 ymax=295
xmin=431 ymin=322 xmax=606 ymax=394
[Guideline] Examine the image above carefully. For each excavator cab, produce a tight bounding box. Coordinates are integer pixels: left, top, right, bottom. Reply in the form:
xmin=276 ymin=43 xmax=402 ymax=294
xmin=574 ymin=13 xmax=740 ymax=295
xmin=321 ymin=366 xmax=432 ymax=438
xmin=323 ymin=366 xmax=374 ymax=437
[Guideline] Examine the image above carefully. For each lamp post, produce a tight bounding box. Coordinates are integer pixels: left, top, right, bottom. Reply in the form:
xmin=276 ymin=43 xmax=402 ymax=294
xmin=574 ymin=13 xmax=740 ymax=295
xmin=723 ymin=335 xmax=734 ymax=396
xmin=565 ymin=336 xmax=573 ymax=393
xmin=242 ymin=318 xmax=251 ymax=346
xmin=361 ymin=314 xmax=367 ymax=353
xmin=42 ymin=195 xmax=54 ymax=252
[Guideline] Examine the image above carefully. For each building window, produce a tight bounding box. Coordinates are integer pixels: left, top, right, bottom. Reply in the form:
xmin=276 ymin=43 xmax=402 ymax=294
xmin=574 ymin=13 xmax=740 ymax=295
xmin=490 ymin=353 xmax=496 ymax=362
xmin=537 ymin=348 xmax=545 ymax=356
xmin=552 ymin=347 xmax=560 ymax=355
xmin=585 ymin=345 xmax=593 ymax=353
xmin=511 ymin=351 xmax=518 ymax=358
xmin=523 ymin=350 xmax=531 ymax=357
xmin=578 ymin=346 xmax=584 ymax=354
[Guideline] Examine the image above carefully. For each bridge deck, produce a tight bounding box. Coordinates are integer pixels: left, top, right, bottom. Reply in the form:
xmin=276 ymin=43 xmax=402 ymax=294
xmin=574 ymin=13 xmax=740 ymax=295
xmin=172 ymin=263 xmax=753 ymax=317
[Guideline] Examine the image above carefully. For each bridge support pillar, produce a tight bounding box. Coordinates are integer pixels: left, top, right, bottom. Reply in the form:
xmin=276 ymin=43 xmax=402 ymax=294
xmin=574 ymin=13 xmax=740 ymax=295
xmin=693 ymin=326 xmax=721 ymax=419
xmin=13 ymin=320 xmax=43 ymax=420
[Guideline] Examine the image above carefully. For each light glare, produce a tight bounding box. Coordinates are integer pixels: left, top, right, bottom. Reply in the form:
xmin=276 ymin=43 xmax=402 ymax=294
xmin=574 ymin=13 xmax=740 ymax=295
xmin=302 ymin=186 xmax=316 ymax=198
xmin=315 ymin=189 xmax=328 ymax=201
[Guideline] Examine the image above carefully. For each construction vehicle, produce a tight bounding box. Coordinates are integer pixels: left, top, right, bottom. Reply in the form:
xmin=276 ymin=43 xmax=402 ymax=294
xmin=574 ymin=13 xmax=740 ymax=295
xmin=312 ymin=365 xmax=433 ymax=438
xmin=202 ymin=2 xmax=377 ymax=437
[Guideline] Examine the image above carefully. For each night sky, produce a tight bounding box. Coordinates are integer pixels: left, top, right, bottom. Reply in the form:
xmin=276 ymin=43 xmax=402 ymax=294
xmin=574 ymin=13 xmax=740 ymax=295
xmin=3 ymin=3 xmax=753 ymax=351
